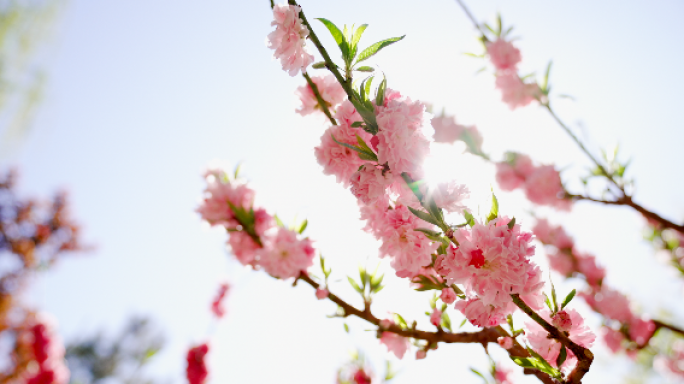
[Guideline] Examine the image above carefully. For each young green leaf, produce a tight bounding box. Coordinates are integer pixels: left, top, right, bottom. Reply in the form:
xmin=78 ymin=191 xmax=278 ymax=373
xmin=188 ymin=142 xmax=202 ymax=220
xmin=469 ymin=368 xmax=487 ymax=382
xmin=355 ymin=65 xmax=374 ymax=72
xmin=316 ymin=18 xmax=349 ymax=62
xmin=561 ymin=289 xmax=576 ymax=310
xmin=463 ymin=210 xmax=476 ymax=227
xmin=376 ymin=76 xmax=387 ymax=106
xmin=550 ymin=278 xmax=559 ymax=313
xmin=351 ymin=121 xmax=365 ymax=127
xmin=233 ymin=162 xmax=242 ymax=180
xmin=507 ymin=217 xmax=516 ymax=229
xmin=347 ymin=276 xmax=363 ymax=294
xmin=355 ymin=35 xmax=406 ymax=64
xmin=349 ymin=24 xmax=368 ymax=59
xmin=485 ymin=193 xmax=499 ymax=223
xmin=297 ymin=219 xmax=308 ymax=234
xmin=312 ymin=61 xmax=326 ymax=69
xmin=274 ymin=214 xmax=285 ymax=227
xmin=542 ymin=60 xmax=553 ymax=93
xmin=344 ymin=323 xmax=350 ymax=333
xmin=331 ymin=134 xmax=377 ymax=161
xmin=407 ymin=206 xmax=440 ymax=227
xmin=356 ymin=135 xmax=374 ymax=154
xmin=557 ymin=345 xmax=567 ymax=367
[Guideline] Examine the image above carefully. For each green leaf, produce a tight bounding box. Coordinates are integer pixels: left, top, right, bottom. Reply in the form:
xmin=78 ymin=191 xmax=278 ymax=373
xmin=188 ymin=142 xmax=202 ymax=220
xmin=394 ymin=313 xmax=408 ymax=329
xmin=557 ymin=345 xmax=567 ymax=367
xmin=376 ymin=76 xmax=387 ymax=106
xmin=312 ymin=61 xmax=326 ymax=69
xmin=358 ymin=152 xmax=378 ymax=161
xmin=351 ymin=121 xmax=365 ymax=127
xmin=511 ymin=356 xmax=561 ymax=379
xmin=469 ymin=368 xmax=487 ymax=381
xmin=297 ymin=219 xmax=308 ymax=234
xmin=355 ymin=65 xmax=374 ymax=72
xmin=331 ymin=134 xmax=377 ymax=161
xmin=274 ymin=214 xmax=285 ymax=227
xmin=347 ymin=276 xmax=363 ymax=294
xmin=463 ymin=210 xmax=476 ymax=227
xmin=459 ymin=318 xmax=467 ymax=328
xmin=233 ymin=163 xmax=242 ymax=180
xmin=463 ymin=52 xmax=484 ymax=58
xmin=359 ymin=266 xmax=368 ymax=288
xmin=542 ymin=60 xmax=553 ymax=92
xmin=316 ymin=18 xmax=349 ymax=63
xmin=356 ymin=134 xmax=375 ymax=154
xmin=355 ymin=35 xmax=406 ymax=64
xmin=507 ymin=217 xmax=516 ymax=229
xmin=427 ymin=194 xmax=445 ymax=228
xmin=349 ymin=24 xmax=368 ymax=59
xmin=485 ymin=192 xmax=499 ymax=223
xmin=400 ymin=172 xmax=425 ymax=201
xmin=441 ymin=312 xmax=452 ymax=332
xmin=496 ymin=13 xmax=502 ymax=35
xmin=414 ymin=228 xmax=443 ymax=241
xmin=344 ymin=323 xmax=350 ymax=333
xmin=408 ymin=206 xmax=440 ymax=227
xmin=543 ymin=292 xmax=553 ymax=312
xmin=550 ymin=278 xmax=559 ymax=313
xmin=561 ymin=289 xmax=576 ymax=310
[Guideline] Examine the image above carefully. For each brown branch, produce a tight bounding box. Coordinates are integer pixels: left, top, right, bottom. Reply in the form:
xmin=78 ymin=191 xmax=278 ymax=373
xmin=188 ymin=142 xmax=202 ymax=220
xmin=298 ymin=273 xmax=558 ymax=384
xmin=653 ymin=320 xmax=684 ymax=338
xmin=511 ymin=294 xmax=593 ymax=384
xmin=302 ymin=72 xmax=337 ymax=126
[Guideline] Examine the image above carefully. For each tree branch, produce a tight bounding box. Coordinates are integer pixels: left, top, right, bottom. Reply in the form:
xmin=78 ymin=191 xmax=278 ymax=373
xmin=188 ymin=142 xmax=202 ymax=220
xmin=302 ymin=72 xmax=337 ymax=126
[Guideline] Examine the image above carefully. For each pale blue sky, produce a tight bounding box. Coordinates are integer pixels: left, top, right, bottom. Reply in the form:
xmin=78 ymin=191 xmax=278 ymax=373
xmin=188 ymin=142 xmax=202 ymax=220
xmin=4 ymin=0 xmax=684 ymax=383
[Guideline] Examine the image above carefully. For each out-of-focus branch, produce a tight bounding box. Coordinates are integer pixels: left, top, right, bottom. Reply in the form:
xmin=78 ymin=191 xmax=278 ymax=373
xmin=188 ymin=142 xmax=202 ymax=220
xmin=302 ymin=72 xmax=337 ymax=126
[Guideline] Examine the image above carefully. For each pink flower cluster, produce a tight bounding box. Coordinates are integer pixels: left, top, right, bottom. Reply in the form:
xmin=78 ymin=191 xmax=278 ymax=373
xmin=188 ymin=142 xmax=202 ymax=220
xmin=430 ymin=114 xmax=483 ymax=154
xmin=266 ymin=4 xmax=314 ymax=76
xmin=198 ymin=168 xmax=315 ymax=279
xmin=525 ymin=308 xmax=595 ymax=372
xmin=435 ymin=217 xmax=544 ymax=327
xmin=24 ymin=320 xmax=69 ymax=384
xmin=655 ymin=340 xmax=684 ymax=379
xmin=379 ymin=319 xmax=410 ymax=359
xmin=496 ymin=153 xmax=571 ymax=210
xmin=375 ymin=90 xmax=432 ymax=179
xmin=296 ymin=74 xmax=346 ymax=116
xmin=485 ymin=38 xmax=539 ymax=110
xmin=210 ymin=282 xmax=230 ymax=319
xmin=534 ymin=218 xmax=656 ymax=353
xmin=186 ymin=343 xmax=209 ymax=384
xmin=315 ymin=101 xmax=374 ymax=186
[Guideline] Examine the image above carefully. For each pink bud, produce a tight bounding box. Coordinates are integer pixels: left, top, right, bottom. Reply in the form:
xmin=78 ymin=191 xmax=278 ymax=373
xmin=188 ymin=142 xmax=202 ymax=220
xmin=440 ymin=287 xmax=457 ymax=304
xmin=430 ymin=310 xmax=442 ymax=327
xmin=497 ymin=336 xmax=513 ymax=349
xmin=415 ymin=350 xmax=427 ymax=360
xmin=315 ymin=288 xmax=329 ymax=300
xmin=552 ymin=310 xmax=572 ymax=331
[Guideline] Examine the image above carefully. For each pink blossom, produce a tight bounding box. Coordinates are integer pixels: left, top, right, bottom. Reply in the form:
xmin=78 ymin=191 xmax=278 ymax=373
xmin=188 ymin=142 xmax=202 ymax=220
xmin=315 ymin=288 xmax=329 ymax=300
xmin=295 ymin=74 xmax=346 ymax=116
xmin=602 ymin=327 xmax=624 ymax=353
xmin=440 ymin=287 xmax=457 ymax=304
xmin=429 ymin=181 xmax=469 ymax=213
xmin=210 ymin=282 xmax=230 ymax=318
xmin=552 ymin=310 xmax=572 ymax=332
xmin=197 ymin=177 xmax=255 ymax=228
xmin=350 ymin=164 xmax=393 ymax=205
xmin=454 ymin=297 xmax=516 ymax=327
xmin=546 ymin=249 xmax=575 ymax=277
xmin=497 ymin=336 xmax=514 ymax=350
xmin=580 ymin=287 xmax=633 ymax=323
xmin=227 ymin=231 xmax=261 ymax=266
xmin=629 ymin=317 xmax=656 ymax=346
xmin=524 ymin=165 xmax=571 ymax=210
xmin=379 ymin=329 xmax=410 ymax=359
xmin=315 ymin=102 xmax=373 ymax=186
xmin=186 ymin=343 xmax=209 ymax=384
xmin=575 ymin=253 xmax=605 ymax=287
xmin=493 ymin=364 xmax=515 ymax=384
xmin=525 ymin=308 xmax=595 ymax=370
xmin=430 ymin=309 xmax=442 ymax=327
xmin=253 ymin=208 xmax=275 ymax=236
xmin=259 ymin=227 xmax=315 ymax=279
xmin=487 ymin=39 xmax=522 ymax=72
xmin=495 ymin=153 xmax=534 ymax=191
xmin=435 ymin=217 xmax=543 ymax=315
xmin=431 ymin=115 xmax=465 ymax=144
xmin=495 ymin=73 xmax=539 ymax=110
xmin=376 ymin=89 xmax=431 ymax=178
xmin=415 ymin=350 xmax=427 ymax=360
xmin=533 ymin=218 xmax=574 ymax=250
xmin=266 ymin=4 xmax=314 ymax=76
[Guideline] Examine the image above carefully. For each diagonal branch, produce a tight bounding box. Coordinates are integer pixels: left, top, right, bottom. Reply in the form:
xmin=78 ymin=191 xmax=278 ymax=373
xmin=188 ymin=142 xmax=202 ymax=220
xmin=302 ymin=72 xmax=337 ymax=126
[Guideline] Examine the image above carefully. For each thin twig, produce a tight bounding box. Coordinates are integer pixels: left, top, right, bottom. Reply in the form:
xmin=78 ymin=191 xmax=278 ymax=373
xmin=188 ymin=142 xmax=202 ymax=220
xmin=302 ymin=72 xmax=337 ymax=125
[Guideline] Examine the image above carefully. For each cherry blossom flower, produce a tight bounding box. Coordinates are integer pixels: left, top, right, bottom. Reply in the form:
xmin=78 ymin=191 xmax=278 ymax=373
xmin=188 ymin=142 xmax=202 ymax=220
xmin=25 ymin=319 xmax=69 ymax=384
xmin=429 ymin=181 xmax=469 ymax=213
xmin=580 ymin=287 xmax=633 ymax=323
xmin=379 ymin=320 xmax=410 ymax=359
xmin=197 ymin=176 xmax=255 ymax=228
xmin=493 ymin=364 xmax=515 ymax=384
xmin=295 ymin=74 xmax=346 ymax=116
xmin=315 ymin=288 xmax=329 ymax=300
xmin=266 ymin=4 xmax=314 ymax=76
xmin=350 ymin=164 xmax=393 ymax=205
xmin=227 ymin=231 xmax=261 ymax=267
xmin=629 ymin=317 xmax=656 ymax=346
xmin=495 ymin=153 xmax=534 ymax=191
xmin=210 ymin=283 xmax=230 ymax=318
xmin=601 ymin=327 xmax=624 ymax=353
xmin=376 ymin=89 xmax=431 ymax=178
xmin=186 ymin=343 xmax=209 ymax=384
xmin=525 ymin=308 xmax=595 ymax=371
xmin=440 ymin=287 xmax=457 ymax=304
xmin=552 ymin=310 xmax=572 ymax=332
xmin=259 ymin=227 xmax=315 ymax=279
xmin=524 ymin=165 xmax=571 ymax=210
xmin=430 ymin=309 xmax=442 ymax=327
xmin=431 ymin=114 xmax=465 ymax=144
xmin=533 ymin=218 xmax=574 ymax=250
xmin=487 ymin=38 xmax=522 ymax=72
xmin=454 ymin=297 xmax=516 ymax=327
xmin=495 ymin=73 xmax=539 ymax=110
xmin=655 ymin=340 xmax=684 ymax=379
xmin=498 ymin=336 xmax=514 ymax=350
